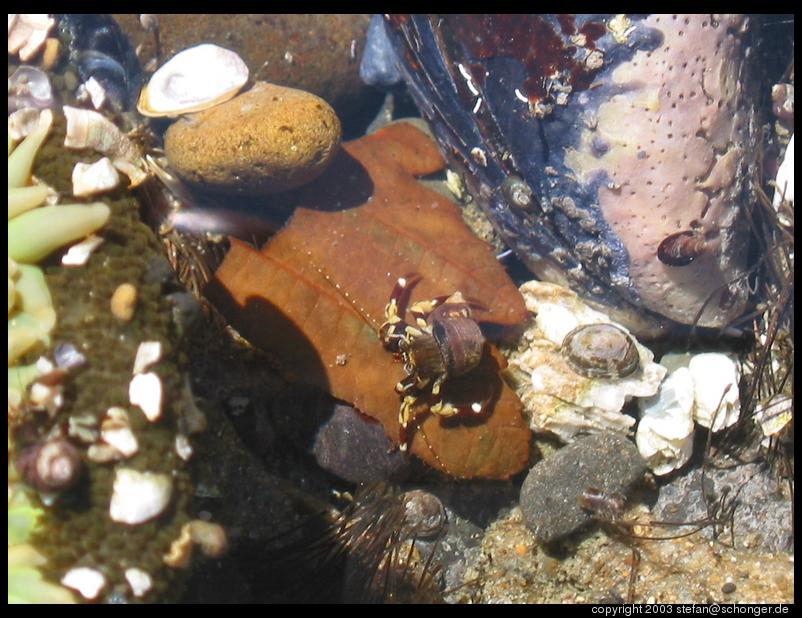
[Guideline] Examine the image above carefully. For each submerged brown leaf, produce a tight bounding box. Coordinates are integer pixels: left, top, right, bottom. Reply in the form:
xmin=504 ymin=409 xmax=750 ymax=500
xmin=207 ymin=122 xmax=530 ymax=479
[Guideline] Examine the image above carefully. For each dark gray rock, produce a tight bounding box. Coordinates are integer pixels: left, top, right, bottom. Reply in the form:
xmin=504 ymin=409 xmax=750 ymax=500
xmin=312 ymin=402 xmax=413 ymax=484
xmin=359 ymin=14 xmax=403 ymax=89
xmin=271 ymin=385 xmax=412 ymax=484
xmin=519 ymin=432 xmax=647 ymax=543
xmin=653 ymin=461 xmax=793 ymax=553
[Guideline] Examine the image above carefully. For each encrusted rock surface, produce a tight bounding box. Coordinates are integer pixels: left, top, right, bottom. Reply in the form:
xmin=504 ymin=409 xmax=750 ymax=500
xmin=561 ymin=14 xmax=758 ymax=327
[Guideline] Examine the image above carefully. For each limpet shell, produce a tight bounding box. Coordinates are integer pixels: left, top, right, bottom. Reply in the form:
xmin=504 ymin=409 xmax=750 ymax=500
xmin=561 ymin=323 xmax=640 ymax=379
xmin=137 ymin=43 xmax=249 ymax=118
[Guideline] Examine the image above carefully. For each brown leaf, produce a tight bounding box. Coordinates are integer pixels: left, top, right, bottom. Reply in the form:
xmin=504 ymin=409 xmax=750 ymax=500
xmin=207 ymin=122 xmax=531 ymax=479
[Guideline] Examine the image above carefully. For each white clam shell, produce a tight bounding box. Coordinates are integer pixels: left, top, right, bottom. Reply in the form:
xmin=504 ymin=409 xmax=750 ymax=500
xmin=138 ymin=43 xmax=249 ymax=117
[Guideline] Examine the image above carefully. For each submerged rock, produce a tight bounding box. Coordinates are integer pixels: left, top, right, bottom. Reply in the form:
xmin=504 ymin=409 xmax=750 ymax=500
xmin=653 ymin=462 xmax=793 ymax=553
xmin=164 ymin=81 xmax=341 ymax=196
xmin=519 ymin=432 xmax=646 ymax=543
xmin=114 ymin=14 xmax=378 ymax=128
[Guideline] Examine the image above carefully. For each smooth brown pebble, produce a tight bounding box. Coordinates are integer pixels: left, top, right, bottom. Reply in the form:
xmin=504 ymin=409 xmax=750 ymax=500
xmin=111 ymin=283 xmax=138 ymax=322
xmin=165 ymin=81 xmax=341 ymax=195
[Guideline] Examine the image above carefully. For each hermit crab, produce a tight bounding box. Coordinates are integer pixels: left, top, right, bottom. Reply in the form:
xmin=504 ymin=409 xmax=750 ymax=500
xmin=379 ymin=274 xmax=488 ymax=450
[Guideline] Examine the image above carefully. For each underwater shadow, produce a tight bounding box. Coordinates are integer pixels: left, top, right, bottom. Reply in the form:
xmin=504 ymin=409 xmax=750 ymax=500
xmin=203 ymin=281 xmax=331 ymax=394
xmin=291 ymin=147 xmax=375 ymax=212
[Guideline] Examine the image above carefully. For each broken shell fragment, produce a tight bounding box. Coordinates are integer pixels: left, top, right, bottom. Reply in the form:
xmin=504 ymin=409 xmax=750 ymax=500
xmin=688 ymin=352 xmax=740 ymax=432
xmin=163 ymin=520 xmax=228 ymax=568
xmin=133 ymin=340 xmax=162 ymax=374
xmin=124 ymin=567 xmax=153 ymax=598
xmin=61 ymin=234 xmax=104 ymax=267
xmin=754 ymin=394 xmax=792 ymax=442
xmin=71 ymin=157 xmax=120 ymax=197
xmin=129 ymin=371 xmax=163 ymax=421
xmin=772 ymin=134 xmax=793 ymax=211
xmin=61 ymin=566 xmax=106 ymax=601
xmin=109 ymin=468 xmax=173 ymax=525
xmin=62 ymin=106 xmax=147 ymax=187
xmin=137 ymin=43 xmax=249 ymax=118
xmin=636 ymin=366 xmax=695 ymax=475
xmin=8 ymin=14 xmax=55 ymax=62
xmin=100 ymin=407 xmax=139 ymax=458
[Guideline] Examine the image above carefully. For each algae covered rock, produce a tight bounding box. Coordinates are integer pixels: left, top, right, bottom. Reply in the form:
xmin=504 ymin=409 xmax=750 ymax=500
xmin=165 ymin=81 xmax=341 ymax=196
xmin=9 ymin=112 xmax=199 ymax=603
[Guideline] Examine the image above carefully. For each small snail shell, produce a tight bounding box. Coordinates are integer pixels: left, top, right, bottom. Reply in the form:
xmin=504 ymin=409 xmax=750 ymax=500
xmin=501 ymin=175 xmax=534 ymax=210
xmin=431 ymin=315 xmax=485 ymax=378
xmin=400 ymin=489 xmax=447 ymax=538
xmin=560 ymin=323 xmax=640 ymax=379
xmin=16 ymin=439 xmax=83 ymax=492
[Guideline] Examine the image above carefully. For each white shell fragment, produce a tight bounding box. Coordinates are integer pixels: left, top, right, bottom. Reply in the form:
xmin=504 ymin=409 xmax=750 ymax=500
xmin=688 ymin=352 xmax=740 ymax=432
xmin=163 ymin=520 xmax=228 ymax=569
xmin=72 ymin=157 xmax=121 ymax=197
xmin=507 ymin=281 xmax=665 ymax=442
xmin=124 ymin=567 xmax=153 ymax=598
xmin=100 ymin=407 xmax=139 ymax=458
xmin=129 ymin=372 xmax=163 ymax=422
xmin=175 ymin=434 xmax=193 ymax=461
xmin=137 ymin=43 xmax=249 ymax=118
xmin=133 ymin=341 xmax=162 ymax=374
xmin=8 ymin=107 xmax=53 ymax=141
xmin=636 ymin=366 xmax=695 ymax=475
xmin=76 ymin=76 xmax=108 ymax=110
xmin=754 ymin=394 xmax=793 ymax=442
xmin=772 ymin=133 xmax=794 ymax=212
xmin=61 ymin=234 xmax=104 ymax=267
xmin=61 ymin=566 xmax=106 ymax=600
xmin=62 ymin=106 xmax=147 ymax=187
xmin=109 ymin=468 xmax=173 ymax=525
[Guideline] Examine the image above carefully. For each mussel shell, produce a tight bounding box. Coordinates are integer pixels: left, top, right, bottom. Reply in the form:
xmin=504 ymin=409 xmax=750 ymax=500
xmin=560 ymin=323 xmax=640 ymax=380
xmin=57 ymin=14 xmax=142 ymax=112
xmin=384 ymin=15 xmax=764 ymax=336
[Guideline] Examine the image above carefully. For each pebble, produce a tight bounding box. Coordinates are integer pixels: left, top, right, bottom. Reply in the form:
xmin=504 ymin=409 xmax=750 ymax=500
xmin=519 ymin=432 xmax=647 ymax=543
xmin=360 ymin=14 xmax=403 ymax=89
xmin=165 ymin=82 xmax=341 ymax=196
xmin=722 ymin=582 xmax=736 ymax=594
xmin=110 ymin=282 xmax=138 ymax=322
xmin=271 ymin=386 xmax=412 ymax=484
